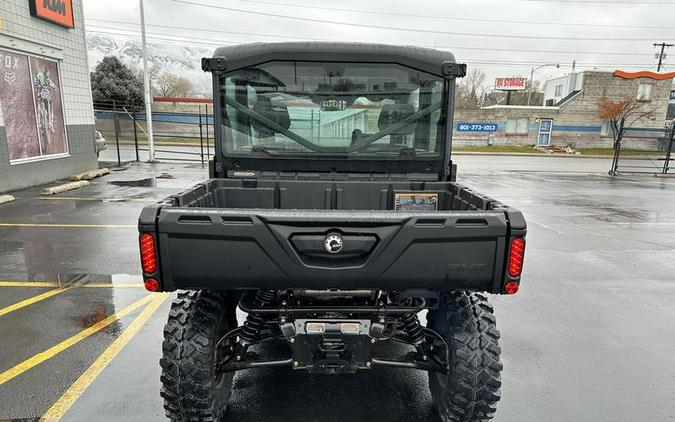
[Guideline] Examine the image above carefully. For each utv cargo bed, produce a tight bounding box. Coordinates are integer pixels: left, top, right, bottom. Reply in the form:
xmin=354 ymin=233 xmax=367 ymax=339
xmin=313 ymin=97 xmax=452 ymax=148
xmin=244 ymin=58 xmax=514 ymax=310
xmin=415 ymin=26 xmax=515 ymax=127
xmin=139 ymin=177 xmax=525 ymax=293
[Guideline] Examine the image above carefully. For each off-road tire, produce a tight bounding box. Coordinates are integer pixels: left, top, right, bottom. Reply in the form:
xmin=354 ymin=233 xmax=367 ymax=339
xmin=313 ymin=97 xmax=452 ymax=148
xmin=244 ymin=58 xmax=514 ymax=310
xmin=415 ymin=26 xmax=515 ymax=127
xmin=427 ymin=291 xmax=503 ymax=422
xmin=160 ymin=290 xmax=237 ymax=422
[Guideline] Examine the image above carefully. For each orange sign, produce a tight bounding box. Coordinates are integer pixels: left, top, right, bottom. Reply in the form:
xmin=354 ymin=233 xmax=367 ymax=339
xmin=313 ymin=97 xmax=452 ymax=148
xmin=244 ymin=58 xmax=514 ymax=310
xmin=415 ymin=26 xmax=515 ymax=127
xmin=29 ymin=0 xmax=74 ymax=29
xmin=614 ymin=70 xmax=675 ymax=81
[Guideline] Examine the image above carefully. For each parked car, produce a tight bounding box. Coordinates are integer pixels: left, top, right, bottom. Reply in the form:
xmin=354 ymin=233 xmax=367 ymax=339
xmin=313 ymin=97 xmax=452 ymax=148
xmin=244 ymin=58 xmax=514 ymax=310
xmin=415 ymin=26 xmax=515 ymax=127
xmin=95 ymin=131 xmax=106 ymax=157
xmin=138 ymin=42 xmax=527 ymax=422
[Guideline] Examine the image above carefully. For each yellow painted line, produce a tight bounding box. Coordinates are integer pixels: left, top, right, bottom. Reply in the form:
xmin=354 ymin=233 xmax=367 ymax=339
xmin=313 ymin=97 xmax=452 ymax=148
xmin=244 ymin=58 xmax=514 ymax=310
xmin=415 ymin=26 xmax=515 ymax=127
xmin=0 ymin=286 xmax=74 ymax=317
xmin=0 ymin=223 xmax=136 ymax=228
xmin=0 ymin=281 xmax=58 ymax=288
xmin=40 ymin=293 xmax=170 ymax=421
xmin=0 ymin=294 xmax=154 ymax=386
xmin=0 ymin=282 xmax=143 ymax=289
xmin=39 ymin=196 xmax=155 ymax=203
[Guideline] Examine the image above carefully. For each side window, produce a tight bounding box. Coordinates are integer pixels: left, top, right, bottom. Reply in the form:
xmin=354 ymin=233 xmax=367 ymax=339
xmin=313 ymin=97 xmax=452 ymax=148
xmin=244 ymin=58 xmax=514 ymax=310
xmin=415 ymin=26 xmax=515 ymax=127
xmin=637 ymin=83 xmax=653 ymax=101
xmin=555 ymin=84 xmax=563 ymax=97
xmin=505 ymin=118 xmax=529 ymax=135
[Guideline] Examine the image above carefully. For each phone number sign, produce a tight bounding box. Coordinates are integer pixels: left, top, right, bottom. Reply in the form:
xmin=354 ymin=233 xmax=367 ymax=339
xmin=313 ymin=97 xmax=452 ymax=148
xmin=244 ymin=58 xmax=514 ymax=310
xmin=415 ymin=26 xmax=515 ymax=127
xmin=456 ymin=123 xmax=498 ymax=132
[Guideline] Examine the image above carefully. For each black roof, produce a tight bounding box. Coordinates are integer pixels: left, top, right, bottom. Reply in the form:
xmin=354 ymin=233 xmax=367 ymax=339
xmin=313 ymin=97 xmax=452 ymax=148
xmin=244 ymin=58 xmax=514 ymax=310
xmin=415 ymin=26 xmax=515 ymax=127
xmin=206 ymin=42 xmax=462 ymax=78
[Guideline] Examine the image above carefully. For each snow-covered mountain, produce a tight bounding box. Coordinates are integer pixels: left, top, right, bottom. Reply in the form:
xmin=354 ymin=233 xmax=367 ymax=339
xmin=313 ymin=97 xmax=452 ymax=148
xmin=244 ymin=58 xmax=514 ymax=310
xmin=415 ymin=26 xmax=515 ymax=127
xmin=86 ymin=33 xmax=214 ymax=96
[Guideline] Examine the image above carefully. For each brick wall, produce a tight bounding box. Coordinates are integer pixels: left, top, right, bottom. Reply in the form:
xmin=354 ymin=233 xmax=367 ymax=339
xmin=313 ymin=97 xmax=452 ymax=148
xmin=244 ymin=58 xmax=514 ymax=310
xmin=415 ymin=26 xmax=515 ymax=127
xmin=452 ymin=71 xmax=672 ymax=149
xmin=0 ymin=0 xmax=96 ymax=192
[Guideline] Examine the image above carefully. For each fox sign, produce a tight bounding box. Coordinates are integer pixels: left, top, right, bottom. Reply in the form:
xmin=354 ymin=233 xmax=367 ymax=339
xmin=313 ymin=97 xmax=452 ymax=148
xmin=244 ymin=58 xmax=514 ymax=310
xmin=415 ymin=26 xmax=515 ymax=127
xmin=495 ymin=77 xmax=527 ymax=91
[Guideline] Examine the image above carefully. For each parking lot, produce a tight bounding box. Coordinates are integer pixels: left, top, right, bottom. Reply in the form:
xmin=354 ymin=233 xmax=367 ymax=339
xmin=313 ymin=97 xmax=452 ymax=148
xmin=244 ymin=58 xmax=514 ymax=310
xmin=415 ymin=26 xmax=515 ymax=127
xmin=1 ymin=155 xmax=674 ymax=421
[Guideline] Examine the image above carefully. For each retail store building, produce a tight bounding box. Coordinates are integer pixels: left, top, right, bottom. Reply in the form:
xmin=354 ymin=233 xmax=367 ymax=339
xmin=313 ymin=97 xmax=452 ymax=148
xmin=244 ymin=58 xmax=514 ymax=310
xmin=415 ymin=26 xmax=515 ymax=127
xmin=0 ymin=0 xmax=95 ymax=192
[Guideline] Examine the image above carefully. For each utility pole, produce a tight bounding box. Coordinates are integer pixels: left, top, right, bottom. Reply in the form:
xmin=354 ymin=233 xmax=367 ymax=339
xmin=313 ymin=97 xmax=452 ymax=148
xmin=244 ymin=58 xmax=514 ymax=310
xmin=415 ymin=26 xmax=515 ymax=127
xmin=140 ymin=0 xmax=155 ymax=162
xmin=654 ymin=42 xmax=674 ymax=72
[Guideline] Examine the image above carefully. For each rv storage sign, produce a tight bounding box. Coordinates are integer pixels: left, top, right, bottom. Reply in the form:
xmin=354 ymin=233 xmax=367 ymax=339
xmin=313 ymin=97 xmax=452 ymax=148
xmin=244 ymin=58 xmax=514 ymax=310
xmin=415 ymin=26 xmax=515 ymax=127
xmin=495 ymin=77 xmax=527 ymax=91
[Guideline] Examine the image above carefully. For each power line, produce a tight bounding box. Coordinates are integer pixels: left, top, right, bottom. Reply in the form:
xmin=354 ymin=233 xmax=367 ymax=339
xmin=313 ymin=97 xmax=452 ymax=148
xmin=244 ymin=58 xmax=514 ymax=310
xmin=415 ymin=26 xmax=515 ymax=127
xmin=86 ymin=19 xmax=656 ymax=57
xmin=86 ymin=29 xmax=660 ymax=69
xmin=240 ymin=0 xmax=675 ymax=30
xmin=165 ymin=0 xmax=670 ymax=42
xmin=520 ymin=0 xmax=675 ymax=3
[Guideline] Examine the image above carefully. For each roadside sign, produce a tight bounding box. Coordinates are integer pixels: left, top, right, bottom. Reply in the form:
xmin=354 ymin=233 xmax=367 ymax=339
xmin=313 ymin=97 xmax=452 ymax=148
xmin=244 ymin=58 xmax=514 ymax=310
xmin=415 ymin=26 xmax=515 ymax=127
xmin=457 ymin=123 xmax=498 ymax=132
xmin=495 ymin=77 xmax=527 ymax=91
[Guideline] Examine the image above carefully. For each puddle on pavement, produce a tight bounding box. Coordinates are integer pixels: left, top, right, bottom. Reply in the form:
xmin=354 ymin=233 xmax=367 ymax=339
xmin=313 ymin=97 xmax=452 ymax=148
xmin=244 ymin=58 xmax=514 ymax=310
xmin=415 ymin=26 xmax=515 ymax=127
xmin=551 ymin=197 xmax=651 ymax=223
xmin=109 ymin=178 xmax=157 ymax=188
xmin=0 ymin=272 xmax=143 ymax=286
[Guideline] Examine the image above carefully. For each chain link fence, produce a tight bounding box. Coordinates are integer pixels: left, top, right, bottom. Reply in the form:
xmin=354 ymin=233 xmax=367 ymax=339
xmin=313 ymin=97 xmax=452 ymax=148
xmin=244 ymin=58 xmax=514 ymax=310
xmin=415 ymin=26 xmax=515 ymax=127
xmin=609 ymin=120 xmax=674 ymax=175
xmin=94 ymin=100 xmax=215 ymax=165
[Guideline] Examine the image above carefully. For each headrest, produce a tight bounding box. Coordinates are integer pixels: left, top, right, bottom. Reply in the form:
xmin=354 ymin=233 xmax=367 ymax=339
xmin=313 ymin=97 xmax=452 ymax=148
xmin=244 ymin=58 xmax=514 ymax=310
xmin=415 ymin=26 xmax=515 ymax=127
xmin=377 ymin=104 xmax=416 ymax=135
xmin=251 ymin=96 xmax=291 ymax=138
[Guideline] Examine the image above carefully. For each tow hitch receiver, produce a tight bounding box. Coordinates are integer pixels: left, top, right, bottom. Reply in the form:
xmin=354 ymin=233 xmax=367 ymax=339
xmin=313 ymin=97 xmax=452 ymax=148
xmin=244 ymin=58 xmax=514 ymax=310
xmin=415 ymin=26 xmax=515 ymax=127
xmin=288 ymin=319 xmax=375 ymax=374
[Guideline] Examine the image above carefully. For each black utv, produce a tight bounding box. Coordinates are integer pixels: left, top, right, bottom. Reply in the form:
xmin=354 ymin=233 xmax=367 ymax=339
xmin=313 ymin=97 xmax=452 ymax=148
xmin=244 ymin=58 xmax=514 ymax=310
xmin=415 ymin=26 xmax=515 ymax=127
xmin=138 ymin=42 xmax=527 ymax=422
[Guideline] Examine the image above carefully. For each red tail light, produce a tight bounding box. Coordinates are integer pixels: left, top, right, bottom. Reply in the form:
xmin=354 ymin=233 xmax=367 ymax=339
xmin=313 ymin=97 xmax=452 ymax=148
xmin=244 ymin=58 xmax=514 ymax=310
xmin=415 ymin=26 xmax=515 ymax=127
xmin=140 ymin=233 xmax=158 ymax=274
xmin=504 ymin=281 xmax=520 ymax=295
xmin=144 ymin=278 xmax=160 ymax=292
xmin=507 ymin=237 xmax=525 ymax=277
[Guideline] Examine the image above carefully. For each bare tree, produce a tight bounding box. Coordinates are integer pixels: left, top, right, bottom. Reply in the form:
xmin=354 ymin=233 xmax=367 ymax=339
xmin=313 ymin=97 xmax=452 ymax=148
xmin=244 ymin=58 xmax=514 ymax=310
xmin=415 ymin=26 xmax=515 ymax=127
xmin=154 ymin=73 xmax=194 ymax=98
xmin=597 ymin=95 xmax=656 ymax=128
xmin=455 ymin=69 xmax=487 ymax=109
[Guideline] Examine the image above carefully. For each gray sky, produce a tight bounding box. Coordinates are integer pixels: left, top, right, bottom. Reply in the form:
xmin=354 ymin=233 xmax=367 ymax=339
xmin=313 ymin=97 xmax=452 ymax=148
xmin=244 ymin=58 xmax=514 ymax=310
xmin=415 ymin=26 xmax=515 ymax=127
xmin=82 ymin=0 xmax=675 ymax=86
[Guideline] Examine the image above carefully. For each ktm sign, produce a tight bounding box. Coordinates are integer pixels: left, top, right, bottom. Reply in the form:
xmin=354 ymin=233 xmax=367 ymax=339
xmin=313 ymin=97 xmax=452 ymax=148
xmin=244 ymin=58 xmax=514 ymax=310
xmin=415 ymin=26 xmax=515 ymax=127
xmin=29 ymin=0 xmax=74 ymax=29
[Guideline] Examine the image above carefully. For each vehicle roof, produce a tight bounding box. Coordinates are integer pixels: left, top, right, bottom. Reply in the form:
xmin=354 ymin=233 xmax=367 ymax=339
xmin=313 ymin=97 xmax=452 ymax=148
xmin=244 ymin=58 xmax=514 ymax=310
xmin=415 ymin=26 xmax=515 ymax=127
xmin=211 ymin=42 xmax=457 ymax=77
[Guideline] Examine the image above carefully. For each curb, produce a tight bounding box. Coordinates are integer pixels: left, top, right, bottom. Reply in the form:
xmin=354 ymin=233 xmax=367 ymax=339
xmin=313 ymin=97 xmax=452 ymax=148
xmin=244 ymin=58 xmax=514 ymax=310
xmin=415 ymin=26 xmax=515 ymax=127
xmin=70 ymin=168 xmax=111 ymax=181
xmin=452 ymin=152 xmax=614 ymax=159
xmin=41 ymin=181 xmax=91 ymax=195
xmin=0 ymin=195 xmax=15 ymax=205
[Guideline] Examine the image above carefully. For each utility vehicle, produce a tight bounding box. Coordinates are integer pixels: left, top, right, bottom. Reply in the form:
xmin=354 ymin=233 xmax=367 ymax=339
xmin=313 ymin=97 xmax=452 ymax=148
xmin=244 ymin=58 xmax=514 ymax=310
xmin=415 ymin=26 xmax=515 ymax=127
xmin=138 ymin=42 xmax=527 ymax=422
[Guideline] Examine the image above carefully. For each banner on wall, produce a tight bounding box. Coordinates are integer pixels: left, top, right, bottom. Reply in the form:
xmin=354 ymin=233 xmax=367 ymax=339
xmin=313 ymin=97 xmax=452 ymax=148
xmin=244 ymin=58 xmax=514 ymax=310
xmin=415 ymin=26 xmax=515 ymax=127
xmin=0 ymin=49 xmax=67 ymax=162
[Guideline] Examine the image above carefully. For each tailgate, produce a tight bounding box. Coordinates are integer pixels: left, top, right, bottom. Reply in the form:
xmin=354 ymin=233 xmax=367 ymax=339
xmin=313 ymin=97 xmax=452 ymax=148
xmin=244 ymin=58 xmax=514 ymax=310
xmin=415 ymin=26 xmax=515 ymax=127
xmin=152 ymin=208 xmax=512 ymax=292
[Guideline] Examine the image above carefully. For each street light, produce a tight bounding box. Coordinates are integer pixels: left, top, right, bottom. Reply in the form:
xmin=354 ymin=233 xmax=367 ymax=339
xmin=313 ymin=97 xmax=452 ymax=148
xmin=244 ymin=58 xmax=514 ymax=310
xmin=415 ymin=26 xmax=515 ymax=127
xmin=527 ymin=63 xmax=560 ymax=106
xmin=140 ymin=0 xmax=155 ymax=162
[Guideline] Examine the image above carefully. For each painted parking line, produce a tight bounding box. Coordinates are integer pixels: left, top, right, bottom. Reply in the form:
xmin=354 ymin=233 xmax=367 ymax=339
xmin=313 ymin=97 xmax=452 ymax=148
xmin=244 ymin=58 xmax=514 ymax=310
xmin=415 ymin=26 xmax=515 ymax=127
xmin=38 ymin=196 xmax=157 ymax=203
xmin=0 ymin=223 xmax=136 ymax=228
xmin=0 ymin=281 xmax=143 ymax=288
xmin=0 ymin=286 xmax=74 ymax=317
xmin=40 ymin=293 xmax=170 ymax=422
xmin=0 ymin=294 xmax=154 ymax=386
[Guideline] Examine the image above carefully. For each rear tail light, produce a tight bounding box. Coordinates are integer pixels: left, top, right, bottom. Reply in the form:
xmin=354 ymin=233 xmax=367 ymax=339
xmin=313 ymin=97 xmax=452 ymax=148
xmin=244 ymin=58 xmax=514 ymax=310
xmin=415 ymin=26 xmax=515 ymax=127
xmin=140 ymin=233 xmax=158 ymax=274
xmin=504 ymin=281 xmax=520 ymax=295
xmin=507 ymin=237 xmax=525 ymax=277
xmin=144 ymin=278 xmax=160 ymax=292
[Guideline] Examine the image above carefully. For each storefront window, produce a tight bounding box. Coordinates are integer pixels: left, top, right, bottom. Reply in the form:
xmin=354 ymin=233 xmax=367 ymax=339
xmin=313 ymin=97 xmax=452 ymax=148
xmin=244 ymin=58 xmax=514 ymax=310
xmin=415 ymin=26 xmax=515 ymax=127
xmin=505 ymin=118 xmax=529 ymax=135
xmin=0 ymin=49 xmax=68 ymax=162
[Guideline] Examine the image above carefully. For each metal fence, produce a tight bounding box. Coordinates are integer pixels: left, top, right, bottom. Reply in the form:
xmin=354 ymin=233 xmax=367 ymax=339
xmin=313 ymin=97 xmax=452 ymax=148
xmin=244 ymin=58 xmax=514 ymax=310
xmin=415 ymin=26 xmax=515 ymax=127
xmin=94 ymin=101 xmax=215 ymax=165
xmin=609 ymin=120 xmax=674 ymax=175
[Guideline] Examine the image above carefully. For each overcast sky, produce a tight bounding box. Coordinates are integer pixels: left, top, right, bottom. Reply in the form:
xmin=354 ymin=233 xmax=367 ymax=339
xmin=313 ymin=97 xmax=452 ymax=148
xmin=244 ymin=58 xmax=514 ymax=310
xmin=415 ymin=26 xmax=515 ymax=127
xmin=82 ymin=0 xmax=675 ymax=86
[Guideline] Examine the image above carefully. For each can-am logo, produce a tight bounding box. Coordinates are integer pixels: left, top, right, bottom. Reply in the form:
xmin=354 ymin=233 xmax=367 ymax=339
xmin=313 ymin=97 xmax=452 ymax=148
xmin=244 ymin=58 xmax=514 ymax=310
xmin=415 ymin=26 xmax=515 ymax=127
xmin=29 ymin=0 xmax=74 ymax=28
xmin=447 ymin=263 xmax=486 ymax=271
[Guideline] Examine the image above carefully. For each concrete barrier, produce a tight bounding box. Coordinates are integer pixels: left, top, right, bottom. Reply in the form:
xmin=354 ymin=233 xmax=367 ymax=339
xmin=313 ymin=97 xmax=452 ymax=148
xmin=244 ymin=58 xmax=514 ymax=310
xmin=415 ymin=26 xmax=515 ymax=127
xmin=41 ymin=181 xmax=91 ymax=195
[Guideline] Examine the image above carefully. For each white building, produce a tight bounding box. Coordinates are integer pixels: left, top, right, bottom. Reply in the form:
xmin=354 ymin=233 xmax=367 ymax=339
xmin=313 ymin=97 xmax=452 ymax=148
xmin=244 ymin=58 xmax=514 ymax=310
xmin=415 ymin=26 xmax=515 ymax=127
xmin=542 ymin=72 xmax=584 ymax=106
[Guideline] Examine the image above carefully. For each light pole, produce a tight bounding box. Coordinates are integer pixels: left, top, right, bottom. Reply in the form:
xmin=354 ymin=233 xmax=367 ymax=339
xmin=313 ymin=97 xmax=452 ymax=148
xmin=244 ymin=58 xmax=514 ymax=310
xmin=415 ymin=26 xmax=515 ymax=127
xmin=140 ymin=0 xmax=155 ymax=161
xmin=528 ymin=63 xmax=560 ymax=106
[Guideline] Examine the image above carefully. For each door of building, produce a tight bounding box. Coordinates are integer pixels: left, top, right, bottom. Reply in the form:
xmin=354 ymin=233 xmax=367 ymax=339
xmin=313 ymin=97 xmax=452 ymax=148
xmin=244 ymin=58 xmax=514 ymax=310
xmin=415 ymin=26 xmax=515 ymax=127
xmin=538 ymin=119 xmax=553 ymax=146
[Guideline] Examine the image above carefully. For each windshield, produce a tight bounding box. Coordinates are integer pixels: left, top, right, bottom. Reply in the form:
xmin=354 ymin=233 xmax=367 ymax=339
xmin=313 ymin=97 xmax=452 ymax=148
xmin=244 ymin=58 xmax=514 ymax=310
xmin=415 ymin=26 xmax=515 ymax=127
xmin=219 ymin=61 xmax=447 ymax=159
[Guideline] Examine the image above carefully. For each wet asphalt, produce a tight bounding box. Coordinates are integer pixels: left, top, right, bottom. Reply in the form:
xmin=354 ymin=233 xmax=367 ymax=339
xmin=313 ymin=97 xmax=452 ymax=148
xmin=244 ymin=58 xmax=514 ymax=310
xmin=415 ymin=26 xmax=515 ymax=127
xmin=0 ymin=156 xmax=674 ymax=421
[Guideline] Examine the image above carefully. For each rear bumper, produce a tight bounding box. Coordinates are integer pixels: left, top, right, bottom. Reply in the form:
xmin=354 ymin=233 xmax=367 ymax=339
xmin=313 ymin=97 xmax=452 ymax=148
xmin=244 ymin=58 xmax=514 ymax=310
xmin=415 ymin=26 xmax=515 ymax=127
xmin=140 ymin=207 xmax=525 ymax=293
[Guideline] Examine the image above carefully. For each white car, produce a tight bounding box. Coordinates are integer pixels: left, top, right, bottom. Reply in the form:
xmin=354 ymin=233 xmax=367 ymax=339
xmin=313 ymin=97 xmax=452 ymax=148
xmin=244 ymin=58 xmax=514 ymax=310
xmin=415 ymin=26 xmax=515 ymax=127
xmin=95 ymin=131 xmax=107 ymax=157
